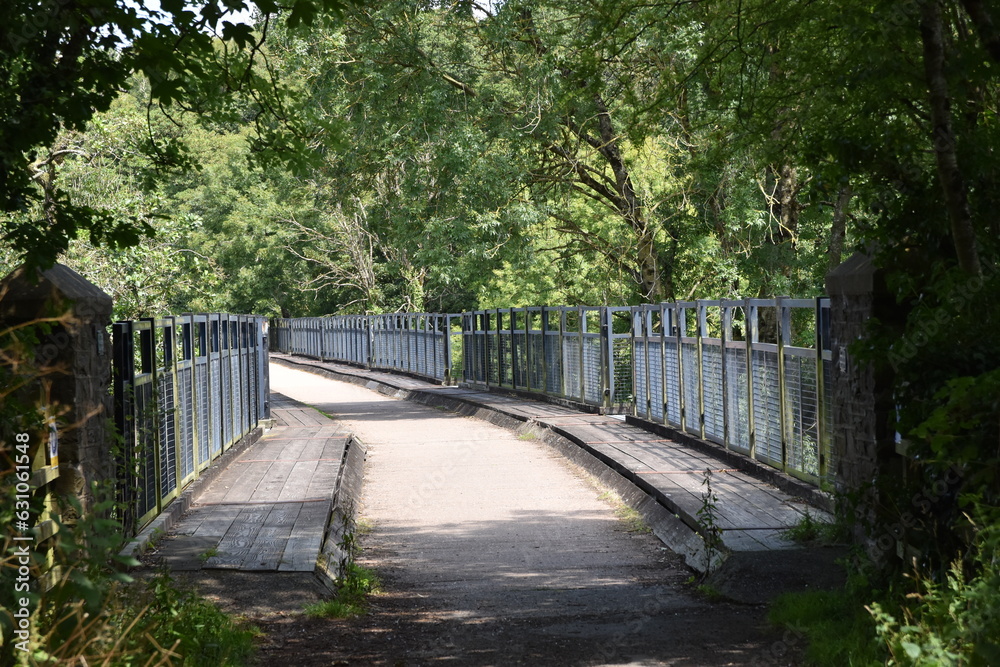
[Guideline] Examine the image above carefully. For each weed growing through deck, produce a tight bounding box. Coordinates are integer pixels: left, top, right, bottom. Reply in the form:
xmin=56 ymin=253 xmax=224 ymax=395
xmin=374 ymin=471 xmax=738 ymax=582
xmin=782 ymin=510 xmax=842 ymax=546
xmin=697 ymin=468 xmax=723 ymax=574
xmin=306 ymin=510 xmax=382 ymax=619
xmin=198 ymin=546 xmax=219 ymax=563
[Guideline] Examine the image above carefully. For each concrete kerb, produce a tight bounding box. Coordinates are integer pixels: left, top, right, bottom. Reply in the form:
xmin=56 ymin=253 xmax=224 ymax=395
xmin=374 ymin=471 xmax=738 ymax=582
xmin=119 ymin=425 xmax=266 ymax=562
xmin=270 ymin=355 xmax=720 ymax=572
xmin=315 ymin=434 xmax=368 ymax=592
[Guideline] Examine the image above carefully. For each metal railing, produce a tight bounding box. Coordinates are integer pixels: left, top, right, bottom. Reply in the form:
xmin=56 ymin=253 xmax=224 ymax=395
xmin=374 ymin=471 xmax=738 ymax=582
xmin=630 ymin=299 xmax=832 ymax=483
xmin=275 ymin=298 xmax=832 ymax=485
xmin=270 ymin=313 xmax=461 ymax=383
xmin=113 ymin=313 xmax=270 ymax=534
xmin=461 ymin=306 xmax=634 ymax=411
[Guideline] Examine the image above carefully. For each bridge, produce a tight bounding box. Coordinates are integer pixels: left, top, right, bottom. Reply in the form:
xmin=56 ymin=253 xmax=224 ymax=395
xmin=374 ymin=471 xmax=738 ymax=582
xmin=6 ymin=264 xmax=871 ymax=664
xmin=143 ymin=353 xmax=839 ymax=664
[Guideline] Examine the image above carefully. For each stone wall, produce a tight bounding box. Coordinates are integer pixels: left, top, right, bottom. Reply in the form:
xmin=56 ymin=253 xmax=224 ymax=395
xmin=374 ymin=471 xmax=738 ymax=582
xmin=0 ymin=264 xmax=114 ymax=517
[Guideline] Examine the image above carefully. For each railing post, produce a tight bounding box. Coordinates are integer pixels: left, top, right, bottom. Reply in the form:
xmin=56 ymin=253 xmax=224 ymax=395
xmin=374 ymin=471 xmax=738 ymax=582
xmin=525 ymin=309 xmax=533 ymax=392
xmin=746 ymin=300 xmax=758 ymax=461
xmin=777 ymin=296 xmax=791 ymax=473
xmin=540 ymin=307 xmax=549 ymax=394
xmin=721 ymin=304 xmax=731 ymax=451
xmin=508 ymin=308 xmax=517 ymax=389
xmin=659 ymin=303 xmax=669 ymax=425
xmin=816 ymin=297 xmax=830 ymax=481
xmin=601 ymin=307 xmax=613 ymax=409
xmin=577 ymin=306 xmax=586 ymax=403
xmin=695 ymin=301 xmax=707 ymax=440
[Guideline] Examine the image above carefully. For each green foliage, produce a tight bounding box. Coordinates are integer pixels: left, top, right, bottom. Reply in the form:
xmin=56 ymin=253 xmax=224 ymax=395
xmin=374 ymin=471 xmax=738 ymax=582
xmin=697 ymin=468 xmax=723 ymax=574
xmin=119 ymin=571 xmax=258 ymax=667
xmin=868 ymin=515 xmax=1000 ymax=666
xmin=1 ymin=0 xmax=349 ymax=273
xmin=304 ymin=562 xmax=382 ymax=619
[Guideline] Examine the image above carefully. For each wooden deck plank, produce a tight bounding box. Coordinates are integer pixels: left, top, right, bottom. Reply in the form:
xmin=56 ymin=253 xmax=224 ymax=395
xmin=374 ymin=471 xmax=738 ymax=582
xmin=206 ymin=504 xmax=271 ymax=569
xmin=244 ymin=503 xmax=302 ymax=570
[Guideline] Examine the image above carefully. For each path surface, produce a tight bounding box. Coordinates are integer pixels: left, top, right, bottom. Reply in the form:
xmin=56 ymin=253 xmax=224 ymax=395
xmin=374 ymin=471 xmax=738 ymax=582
xmin=263 ymin=363 xmax=795 ymax=666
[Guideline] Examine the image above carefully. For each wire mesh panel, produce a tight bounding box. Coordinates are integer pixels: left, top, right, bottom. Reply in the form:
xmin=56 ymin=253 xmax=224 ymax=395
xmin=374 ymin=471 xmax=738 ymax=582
xmin=701 ymin=341 xmax=725 ymax=444
xmin=784 ymin=350 xmax=821 ymax=477
xmin=723 ymin=344 xmax=751 ymax=454
xmin=752 ymin=347 xmax=783 ymax=466
xmin=194 ymin=317 xmax=211 ymax=469
xmin=153 ymin=320 xmax=180 ymax=509
xmin=560 ymin=332 xmax=580 ymax=402
xmin=681 ymin=341 xmax=699 ymax=432
xmin=175 ymin=320 xmax=196 ymax=483
xmin=634 ymin=336 xmax=649 ymax=420
xmin=582 ymin=335 xmax=602 ymax=405
xmin=543 ymin=319 xmax=562 ymax=394
xmin=135 ymin=378 xmax=157 ymax=523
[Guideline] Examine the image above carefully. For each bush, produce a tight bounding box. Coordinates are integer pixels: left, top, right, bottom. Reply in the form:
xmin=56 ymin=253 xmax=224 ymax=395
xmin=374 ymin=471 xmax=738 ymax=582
xmin=868 ymin=515 xmax=1000 ymax=666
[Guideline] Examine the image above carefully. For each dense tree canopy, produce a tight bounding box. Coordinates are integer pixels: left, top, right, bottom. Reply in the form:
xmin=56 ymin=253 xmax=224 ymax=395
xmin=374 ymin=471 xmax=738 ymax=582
xmin=0 ymin=0 xmax=349 ymax=272
xmin=2 ymin=0 xmax=999 ymax=568
xmin=2 ymin=0 xmax=1000 ymax=661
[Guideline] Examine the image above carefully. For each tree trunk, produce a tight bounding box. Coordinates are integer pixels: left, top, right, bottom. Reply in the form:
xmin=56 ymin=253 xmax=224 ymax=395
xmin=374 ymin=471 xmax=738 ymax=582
xmin=593 ymin=96 xmax=664 ymax=302
xmin=828 ymin=184 xmax=852 ymax=271
xmin=960 ymin=0 xmax=1000 ymax=64
xmin=921 ymin=0 xmax=982 ymax=275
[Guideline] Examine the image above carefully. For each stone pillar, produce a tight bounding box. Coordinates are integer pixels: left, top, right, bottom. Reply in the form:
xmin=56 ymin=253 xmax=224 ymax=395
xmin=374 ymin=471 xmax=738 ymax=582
xmin=0 ymin=264 xmax=114 ymax=517
xmin=826 ymin=253 xmax=900 ymax=556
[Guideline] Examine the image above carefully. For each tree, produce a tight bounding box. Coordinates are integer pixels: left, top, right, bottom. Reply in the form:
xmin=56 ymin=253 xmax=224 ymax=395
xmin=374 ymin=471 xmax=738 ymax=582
xmin=0 ymin=0 xmax=348 ymax=272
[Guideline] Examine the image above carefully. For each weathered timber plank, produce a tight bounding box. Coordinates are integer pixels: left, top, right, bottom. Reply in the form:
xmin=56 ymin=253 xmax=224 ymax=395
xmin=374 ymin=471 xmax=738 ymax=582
xmin=206 ymin=504 xmax=271 ymax=569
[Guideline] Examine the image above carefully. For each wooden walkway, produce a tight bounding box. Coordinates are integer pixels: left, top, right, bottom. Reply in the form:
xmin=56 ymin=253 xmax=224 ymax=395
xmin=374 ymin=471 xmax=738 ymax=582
xmin=155 ymin=395 xmax=348 ymax=572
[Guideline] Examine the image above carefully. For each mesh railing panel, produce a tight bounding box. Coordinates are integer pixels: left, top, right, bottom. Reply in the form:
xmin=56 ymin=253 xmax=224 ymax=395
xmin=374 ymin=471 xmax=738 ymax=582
xmin=157 ymin=373 xmax=177 ymax=500
xmin=582 ymin=337 xmax=602 ymax=404
xmin=752 ymin=348 xmax=782 ymax=466
xmin=701 ymin=343 xmax=725 ymax=444
xmin=682 ymin=342 xmax=699 ymax=431
xmin=724 ymin=346 xmax=750 ymax=454
xmin=634 ymin=341 xmax=649 ymax=419
xmin=611 ymin=337 xmax=633 ymax=411
xmin=784 ymin=353 xmax=821 ymax=477
xmin=663 ymin=340 xmax=682 ymax=426
xmin=176 ymin=365 xmax=195 ymax=480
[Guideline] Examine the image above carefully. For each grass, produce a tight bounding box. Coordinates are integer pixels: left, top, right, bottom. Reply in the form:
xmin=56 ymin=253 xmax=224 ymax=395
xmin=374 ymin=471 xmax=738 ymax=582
xmin=355 ymin=517 xmax=376 ymax=536
xmin=768 ymin=587 xmax=886 ymax=666
xmin=304 ymin=563 xmax=382 ymax=619
xmin=695 ymin=583 xmax=725 ymax=601
xmin=597 ymin=489 xmax=652 ymax=534
xmin=92 ymin=570 xmax=260 ymax=666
